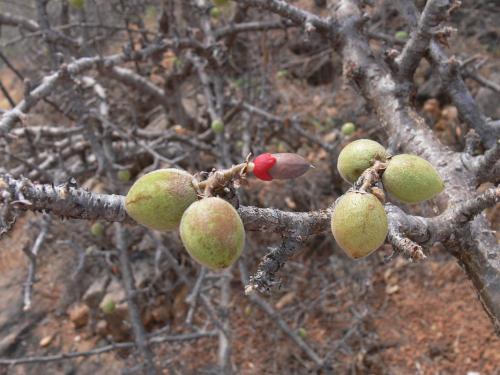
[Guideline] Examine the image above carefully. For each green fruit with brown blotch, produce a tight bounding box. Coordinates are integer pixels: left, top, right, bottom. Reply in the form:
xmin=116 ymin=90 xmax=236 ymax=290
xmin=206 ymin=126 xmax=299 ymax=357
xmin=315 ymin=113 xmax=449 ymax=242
xmin=382 ymin=154 xmax=444 ymax=203
xmin=331 ymin=192 xmax=388 ymax=259
xmin=337 ymin=139 xmax=388 ymax=183
xmin=180 ymin=197 xmax=245 ymax=270
xmin=125 ymin=169 xmax=197 ymax=231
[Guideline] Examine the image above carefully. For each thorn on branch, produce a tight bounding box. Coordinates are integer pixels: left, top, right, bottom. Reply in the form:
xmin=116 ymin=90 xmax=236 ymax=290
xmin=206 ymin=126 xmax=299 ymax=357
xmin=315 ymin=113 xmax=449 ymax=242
xmin=22 ymin=215 xmax=50 ymax=311
xmin=245 ymin=237 xmax=302 ymax=295
xmin=386 ymin=229 xmax=426 ymax=262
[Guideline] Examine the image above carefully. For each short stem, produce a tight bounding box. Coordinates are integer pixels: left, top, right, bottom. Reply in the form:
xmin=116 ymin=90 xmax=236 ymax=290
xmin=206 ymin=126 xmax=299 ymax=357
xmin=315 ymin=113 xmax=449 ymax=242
xmin=195 ymin=161 xmax=251 ymax=197
xmin=355 ymin=160 xmax=388 ymax=193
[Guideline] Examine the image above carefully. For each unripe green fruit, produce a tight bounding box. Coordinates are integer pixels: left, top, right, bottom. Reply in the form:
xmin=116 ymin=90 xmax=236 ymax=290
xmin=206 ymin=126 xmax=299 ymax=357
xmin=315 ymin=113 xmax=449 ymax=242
xmin=117 ymin=170 xmax=131 ymax=182
xmin=382 ymin=154 xmax=444 ymax=203
xmin=210 ymin=7 xmax=221 ymax=19
xmin=337 ymin=139 xmax=388 ymax=183
xmin=180 ymin=197 xmax=245 ymax=270
xmin=125 ymin=169 xmax=197 ymax=231
xmin=341 ymin=122 xmax=356 ymax=136
xmin=298 ymin=327 xmax=308 ymax=339
xmin=276 ymin=70 xmax=288 ymax=79
xmin=90 ymin=222 xmax=104 ymax=237
xmin=100 ymin=298 xmax=116 ymax=315
xmin=213 ymin=0 xmax=229 ymax=6
xmin=395 ymin=31 xmax=409 ymax=40
xmin=244 ymin=305 xmax=252 ymax=316
xmin=211 ymin=119 xmax=224 ymax=134
xmin=331 ymin=192 xmax=388 ymax=259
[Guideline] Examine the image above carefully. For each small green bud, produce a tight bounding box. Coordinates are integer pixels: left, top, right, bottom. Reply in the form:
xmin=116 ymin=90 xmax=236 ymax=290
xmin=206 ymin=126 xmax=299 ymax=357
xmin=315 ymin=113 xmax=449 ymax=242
xmin=382 ymin=154 xmax=444 ymax=203
xmin=117 ymin=170 xmax=131 ymax=182
xmin=298 ymin=327 xmax=308 ymax=339
xmin=341 ymin=122 xmax=356 ymax=136
xmin=85 ymin=246 xmax=96 ymax=255
xmin=210 ymin=7 xmax=221 ymax=19
xmin=276 ymin=70 xmax=288 ymax=79
xmin=90 ymin=222 xmax=104 ymax=237
xmin=244 ymin=305 xmax=252 ymax=317
xmin=337 ymin=139 xmax=388 ymax=184
xmin=180 ymin=197 xmax=245 ymax=270
xmin=331 ymin=192 xmax=388 ymax=259
xmin=211 ymin=119 xmax=224 ymax=134
xmin=395 ymin=31 xmax=409 ymax=40
xmin=173 ymin=57 xmax=182 ymax=68
xmin=100 ymin=298 xmax=116 ymax=315
xmin=125 ymin=169 xmax=197 ymax=231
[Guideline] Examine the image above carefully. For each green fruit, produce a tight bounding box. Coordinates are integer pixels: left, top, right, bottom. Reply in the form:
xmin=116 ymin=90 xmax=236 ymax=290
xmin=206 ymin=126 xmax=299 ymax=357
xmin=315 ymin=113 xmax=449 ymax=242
xmin=210 ymin=7 xmax=221 ymax=18
xmin=382 ymin=154 xmax=444 ymax=203
xmin=100 ymin=298 xmax=116 ymax=315
xmin=125 ymin=169 xmax=197 ymax=231
xmin=180 ymin=197 xmax=245 ymax=270
xmin=90 ymin=222 xmax=104 ymax=237
xmin=331 ymin=192 xmax=388 ymax=259
xmin=298 ymin=327 xmax=308 ymax=339
xmin=341 ymin=122 xmax=356 ymax=136
xmin=395 ymin=31 xmax=409 ymax=40
xmin=244 ymin=305 xmax=252 ymax=316
xmin=173 ymin=57 xmax=182 ymax=68
xmin=69 ymin=0 xmax=85 ymax=9
xmin=276 ymin=70 xmax=288 ymax=79
xmin=213 ymin=0 xmax=229 ymax=6
xmin=337 ymin=139 xmax=388 ymax=183
xmin=117 ymin=170 xmax=131 ymax=182
xmin=211 ymin=119 xmax=224 ymax=134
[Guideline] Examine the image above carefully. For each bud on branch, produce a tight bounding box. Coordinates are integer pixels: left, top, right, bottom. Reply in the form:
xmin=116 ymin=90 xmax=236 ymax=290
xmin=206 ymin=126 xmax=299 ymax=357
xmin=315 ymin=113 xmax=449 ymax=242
xmin=250 ymin=153 xmax=312 ymax=181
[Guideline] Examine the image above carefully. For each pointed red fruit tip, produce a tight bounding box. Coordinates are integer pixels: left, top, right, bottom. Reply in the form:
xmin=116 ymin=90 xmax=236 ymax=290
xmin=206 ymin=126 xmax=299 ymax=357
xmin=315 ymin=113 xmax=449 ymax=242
xmin=252 ymin=153 xmax=312 ymax=181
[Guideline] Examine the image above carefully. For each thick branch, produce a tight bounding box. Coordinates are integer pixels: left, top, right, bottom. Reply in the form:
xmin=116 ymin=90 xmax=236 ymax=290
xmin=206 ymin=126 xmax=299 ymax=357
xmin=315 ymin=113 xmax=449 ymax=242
xmin=395 ymin=0 xmax=453 ymax=79
xmin=427 ymin=186 xmax=500 ymax=243
xmin=0 ymin=174 xmax=129 ymax=223
xmin=395 ymin=0 xmax=499 ymax=148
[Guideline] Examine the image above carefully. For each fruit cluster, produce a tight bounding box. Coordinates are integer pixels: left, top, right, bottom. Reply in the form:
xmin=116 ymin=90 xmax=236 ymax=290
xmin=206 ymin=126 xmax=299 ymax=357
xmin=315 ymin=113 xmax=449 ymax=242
xmin=124 ymin=168 xmax=244 ymax=270
xmin=332 ymin=139 xmax=444 ymax=258
xmin=124 ymin=153 xmax=311 ymax=270
xmin=123 ymin=140 xmax=444 ymax=269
